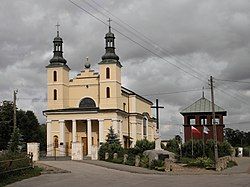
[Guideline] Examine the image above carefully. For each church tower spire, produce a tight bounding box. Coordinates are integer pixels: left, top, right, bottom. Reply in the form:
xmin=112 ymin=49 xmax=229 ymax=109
xmin=99 ymin=19 xmax=122 ymax=67
xmin=48 ymin=23 xmax=67 ymax=66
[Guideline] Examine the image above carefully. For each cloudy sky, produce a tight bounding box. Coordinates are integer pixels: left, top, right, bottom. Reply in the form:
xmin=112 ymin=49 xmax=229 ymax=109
xmin=0 ymin=0 xmax=250 ymax=139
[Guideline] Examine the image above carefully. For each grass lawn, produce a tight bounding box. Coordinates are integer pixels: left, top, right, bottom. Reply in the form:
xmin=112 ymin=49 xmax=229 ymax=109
xmin=0 ymin=166 xmax=42 ymax=187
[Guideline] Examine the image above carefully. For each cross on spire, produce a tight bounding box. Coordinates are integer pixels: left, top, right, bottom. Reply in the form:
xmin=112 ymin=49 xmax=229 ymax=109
xmin=202 ymin=86 xmax=205 ymax=98
xmin=107 ymin=18 xmax=112 ymax=32
xmin=55 ymin=22 xmax=60 ymax=36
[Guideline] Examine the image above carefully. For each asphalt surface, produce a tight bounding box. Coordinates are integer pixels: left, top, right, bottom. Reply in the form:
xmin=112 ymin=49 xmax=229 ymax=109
xmin=7 ymin=158 xmax=250 ymax=187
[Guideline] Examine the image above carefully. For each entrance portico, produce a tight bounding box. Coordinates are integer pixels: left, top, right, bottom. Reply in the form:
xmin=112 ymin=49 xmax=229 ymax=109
xmin=46 ymin=117 xmax=104 ymax=159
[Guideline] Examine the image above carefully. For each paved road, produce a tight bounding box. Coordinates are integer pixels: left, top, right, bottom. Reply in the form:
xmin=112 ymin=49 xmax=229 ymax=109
xmin=7 ymin=158 xmax=250 ymax=187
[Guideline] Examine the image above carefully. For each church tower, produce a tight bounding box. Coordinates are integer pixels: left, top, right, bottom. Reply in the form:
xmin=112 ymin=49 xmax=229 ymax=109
xmin=46 ymin=26 xmax=69 ymax=109
xmin=99 ymin=21 xmax=122 ymax=109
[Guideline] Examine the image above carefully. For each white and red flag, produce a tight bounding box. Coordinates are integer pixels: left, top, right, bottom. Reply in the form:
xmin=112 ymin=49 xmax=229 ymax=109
xmin=191 ymin=126 xmax=201 ymax=135
xmin=203 ymin=126 xmax=210 ymax=134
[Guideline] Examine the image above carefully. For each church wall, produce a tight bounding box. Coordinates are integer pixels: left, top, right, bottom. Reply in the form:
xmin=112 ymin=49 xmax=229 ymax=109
xmin=121 ymin=117 xmax=128 ymax=136
xmin=120 ymin=94 xmax=129 ymax=112
xmin=99 ymin=82 xmax=121 ymax=109
xmin=147 ymin=122 xmax=155 ymax=142
xmin=135 ymin=97 xmax=152 ymax=116
xmin=99 ymin=64 xmax=121 ymax=83
xmin=68 ymin=84 xmax=99 ymax=108
xmin=68 ymin=69 xmax=99 ymax=108
xmin=47 ymin=67 xmax=69 ymax=109
xmin=136 ymin=121 xmax=143 ymax=140
xmin=103 ymin=119 xmax=112 ymax=142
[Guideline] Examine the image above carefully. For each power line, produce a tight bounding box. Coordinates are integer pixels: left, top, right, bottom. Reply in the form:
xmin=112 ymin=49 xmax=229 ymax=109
xmin=67 ymin=0 xmax=249 ymax=107
xmin=67 ymin=0 xmax=208 ymax=83
xmin=87 ymin=0 xmax=211 ymax=80
xmin=17 ymin=87 xmax=205 ymax=102
xmin=215 ymin=78 xmax=250 ymax=84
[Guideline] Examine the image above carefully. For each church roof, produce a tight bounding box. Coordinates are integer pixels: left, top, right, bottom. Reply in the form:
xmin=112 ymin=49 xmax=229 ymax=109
xmin=121 ymin=86 xmax=153 ymax=105
xmin=180 ymin=97 xmax=226 ymax=115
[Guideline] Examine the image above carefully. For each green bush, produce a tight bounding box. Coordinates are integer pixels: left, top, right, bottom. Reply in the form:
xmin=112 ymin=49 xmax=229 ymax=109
xmin=187 ymin=157 xmax=214 ymax=168
xmin=243 ymin=147 xmax=250 ymax=157
xmin=139 ymin=155 xmax=149 ymax=168
xmin=182 ymin=140 xmax=233 ymax=159
xmin=182 ymin=140 xmax=204 ymax=158
xmin=110 ymin=157 xmax=123 ymax=164
xmin=227 ymin=160 xmax=237 ymax=168
xmin=165 ymin=139 xmax=180 ymax=155
xmin=134 ymin=139 xmax=154 ymax=156
xmin=98 ymin=143 xmax=109 ymax=160
xmin=125 ymin=156 xmax=135 ymax=166
xmin=149 ymin=159 xmax=164 ymax=170
xmin=218 ymin=141 xmax=233 ymax=157
xmin=179 ymin=157 xmax=196 ymax=164
xmin=98 ymin=142 xmax=124 ymax=160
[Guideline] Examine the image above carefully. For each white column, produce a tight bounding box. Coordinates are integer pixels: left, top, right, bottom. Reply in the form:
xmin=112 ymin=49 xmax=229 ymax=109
xmin=72 ymin=120 xmax=77 ymax=142
xmin=59 ymin=120 xmax=66 ymax=156
xmin=46 ymin=120 xmax=52 ymax=156
xmin=98 ymin=119 xmax=104 ymax=145
xmin=87 ymin=119 xmax=92 ymax=156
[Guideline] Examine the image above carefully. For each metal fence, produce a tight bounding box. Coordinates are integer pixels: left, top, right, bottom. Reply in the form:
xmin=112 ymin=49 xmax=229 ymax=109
xmin=0 ymin=153 xmax=33 ymax=176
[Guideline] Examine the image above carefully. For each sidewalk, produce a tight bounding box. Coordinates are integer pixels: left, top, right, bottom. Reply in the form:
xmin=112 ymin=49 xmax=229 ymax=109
xmin=76 ymin=160 xmax=217 ymax=175
xmin=221 ymin=157 xmax=250 ymax=175
xmin=76 ymin=157 xmax=250 ymax=175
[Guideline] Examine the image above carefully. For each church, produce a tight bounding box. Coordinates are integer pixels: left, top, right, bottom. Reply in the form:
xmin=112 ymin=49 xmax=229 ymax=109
xmin=43 ymin=24 xmax=156 ymax=159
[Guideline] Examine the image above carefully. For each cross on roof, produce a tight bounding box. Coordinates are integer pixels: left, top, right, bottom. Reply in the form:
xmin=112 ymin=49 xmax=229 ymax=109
xmin=107 ymin=18 xmax=112 ymax=31
xmin=55 ymin=22 xmax=60 ymax=36
xmin=56 ymin=22 xmax=60 ymax=31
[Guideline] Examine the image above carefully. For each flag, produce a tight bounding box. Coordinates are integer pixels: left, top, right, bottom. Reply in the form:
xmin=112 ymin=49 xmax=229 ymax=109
xmin=191 ymin=126 xmax=201 ymax=135
xmin=203 ymin=126 xmax=210 ymax=134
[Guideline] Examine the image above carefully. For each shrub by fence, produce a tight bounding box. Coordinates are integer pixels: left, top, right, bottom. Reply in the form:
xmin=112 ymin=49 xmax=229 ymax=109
xmin=0 ymin=152 xmax=33 ymax=178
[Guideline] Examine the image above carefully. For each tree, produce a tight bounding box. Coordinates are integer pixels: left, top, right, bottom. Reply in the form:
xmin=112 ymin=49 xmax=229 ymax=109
xmin=224 ymin=128 xmax=248 ymax=147
xmin=17 ymin=110 xmax=39 ymax=144
xmin=8 ymin=128 xmax=22 ymax=153
xmin=106 ymin=126 xmax=120 ymax=145
xmin=99 ymin=126 xmax=123 ymax=160
xmin=0 ymin=100 xmax=42 ymax=151
xmin=0 ymin=101 xmax=14 ymax=150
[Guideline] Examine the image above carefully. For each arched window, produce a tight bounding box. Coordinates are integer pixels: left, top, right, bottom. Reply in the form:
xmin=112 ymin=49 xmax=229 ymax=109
xmin=143 ymin=117 xmax=147 ymax=136
xmin=106 ymin=87 xmax=110 ymax=98
xmin=53 ymin=135 xmax=58 ymax=148
xmin=106 ymin=67 xmax=110 ymax=79
xmin=53 ymin=71 xmax=57 ymax=82
xmin=54 ymin=89 xmax=57 ymax=100
xmin=79 ymin=97 xmax=96 ymax=108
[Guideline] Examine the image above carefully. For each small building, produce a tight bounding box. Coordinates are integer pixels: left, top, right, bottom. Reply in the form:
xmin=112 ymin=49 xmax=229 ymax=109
xmin=180 ymin=94 xmax=227 ymax=142
xmin=43 ymin=26 xmax=156 ymax=159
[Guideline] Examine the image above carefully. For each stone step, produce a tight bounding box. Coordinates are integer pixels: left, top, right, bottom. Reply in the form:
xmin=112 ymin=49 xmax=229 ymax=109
xmin=40 ymin=156 xmax=71 ymax=161
xmin=83 ymin=156 xmax=92 ymax=160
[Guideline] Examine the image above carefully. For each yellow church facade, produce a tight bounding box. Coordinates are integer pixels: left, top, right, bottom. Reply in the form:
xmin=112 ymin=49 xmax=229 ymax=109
xmin=43 ymin=26 xmax=156 ymax=159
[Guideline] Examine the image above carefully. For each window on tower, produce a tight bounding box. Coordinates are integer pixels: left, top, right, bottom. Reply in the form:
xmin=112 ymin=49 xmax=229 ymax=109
xmin=53 ymin=71 xmax=57 ymax=82
xmin=54 ymin=89 xmax=57 ymax=100
xmin=106 ymin=87 xmax=110 ymax=98
xmin=106 ymin=67 xmax=110 ymax=79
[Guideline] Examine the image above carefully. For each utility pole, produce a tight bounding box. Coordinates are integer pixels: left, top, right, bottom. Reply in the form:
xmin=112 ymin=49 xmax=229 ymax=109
xmin=13 ymin=90 xmax=18 ymax=131
xmin=210 ymin=76 xmax=218 ymax=163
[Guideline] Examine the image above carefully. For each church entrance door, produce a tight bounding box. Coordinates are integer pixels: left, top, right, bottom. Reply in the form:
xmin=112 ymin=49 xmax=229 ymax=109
xmin=82 ymin=137 xmax=88 ymax=156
